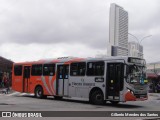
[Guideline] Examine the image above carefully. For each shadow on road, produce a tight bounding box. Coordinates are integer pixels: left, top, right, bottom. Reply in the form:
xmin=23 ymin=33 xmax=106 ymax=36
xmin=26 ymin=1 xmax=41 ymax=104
xmin=15 ymin=94 xmax=144 ymax=109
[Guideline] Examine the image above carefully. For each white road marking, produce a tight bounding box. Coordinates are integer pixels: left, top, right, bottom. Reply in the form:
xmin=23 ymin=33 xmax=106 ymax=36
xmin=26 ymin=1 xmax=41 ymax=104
xmin=6 ymin=92 xmax=35 ymax=96
xmin=20 ymin=93 xmax=27 ymax=96
xmin=6 ymin=92 xmax=20 ymax=96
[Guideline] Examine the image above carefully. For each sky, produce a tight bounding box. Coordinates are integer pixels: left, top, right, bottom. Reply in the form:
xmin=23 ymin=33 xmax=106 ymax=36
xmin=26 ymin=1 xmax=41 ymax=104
xmin=0 ymin=0 xmax=159 ymax=63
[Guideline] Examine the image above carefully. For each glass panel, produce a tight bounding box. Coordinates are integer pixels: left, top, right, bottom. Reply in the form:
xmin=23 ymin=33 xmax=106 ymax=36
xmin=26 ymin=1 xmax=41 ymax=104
xmin=31 ymin=64 xmax=42 ymax=76
xmin=43 ymin=64 xmax=55 ymax=76
xmin=126 ymin=64 xmax=146 ymax=84
xmin=87 ymin=61 xmax=104 ymax=76
xmin=14 ymin=65 xmax=22 ymax=76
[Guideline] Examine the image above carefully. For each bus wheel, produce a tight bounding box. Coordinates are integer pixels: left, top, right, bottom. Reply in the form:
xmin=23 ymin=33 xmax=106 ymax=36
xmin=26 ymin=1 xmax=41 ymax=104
xmin=35 ymin=86 xmax=46 ymax=99
xmin=90 ymin=90 xmax=105 ymax=105
xmin=110 ymin=101 xmax=119 ymax=105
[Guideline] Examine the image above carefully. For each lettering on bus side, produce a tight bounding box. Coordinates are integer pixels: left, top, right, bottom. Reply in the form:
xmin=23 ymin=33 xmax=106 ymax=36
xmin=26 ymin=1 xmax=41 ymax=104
xmin=72 ymin=82 xmax=95 ymax=86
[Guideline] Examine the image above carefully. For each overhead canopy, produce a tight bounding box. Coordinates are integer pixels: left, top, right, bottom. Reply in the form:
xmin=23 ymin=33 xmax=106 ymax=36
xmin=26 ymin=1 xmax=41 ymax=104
xmin=147 ymin=73 xmax=159 ymax=79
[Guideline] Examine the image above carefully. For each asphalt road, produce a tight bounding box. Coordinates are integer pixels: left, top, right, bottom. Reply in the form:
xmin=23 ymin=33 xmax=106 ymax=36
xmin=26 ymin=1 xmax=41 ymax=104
xmin=0 ymin=91 xmax=160 ymax=120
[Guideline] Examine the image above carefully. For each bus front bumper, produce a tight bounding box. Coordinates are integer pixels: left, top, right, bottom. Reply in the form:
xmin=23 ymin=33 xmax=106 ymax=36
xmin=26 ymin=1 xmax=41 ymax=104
xmin=125 ymin=91 xmax=148 ymax=101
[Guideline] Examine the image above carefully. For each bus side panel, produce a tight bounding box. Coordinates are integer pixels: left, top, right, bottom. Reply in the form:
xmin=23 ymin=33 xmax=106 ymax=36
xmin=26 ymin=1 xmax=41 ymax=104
xmin=41 ymin=76 xmax=56 ymax=96
xmin=86 ymin=76 xmax=106 ymax=98
xmin=12 ymin=75 xmax=23 ymax=92
xmin=29 ymin=76 xmax=55 ymax=96
xmin=29 ymin=76 xmax=41 ymax=94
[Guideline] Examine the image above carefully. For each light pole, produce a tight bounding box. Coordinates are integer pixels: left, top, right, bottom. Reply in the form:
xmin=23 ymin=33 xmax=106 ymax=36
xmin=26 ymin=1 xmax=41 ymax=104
xmin=128 ymin=33 xmax=152 ymax=45
xmin=128 ymin=33 xmax=152 ymax=58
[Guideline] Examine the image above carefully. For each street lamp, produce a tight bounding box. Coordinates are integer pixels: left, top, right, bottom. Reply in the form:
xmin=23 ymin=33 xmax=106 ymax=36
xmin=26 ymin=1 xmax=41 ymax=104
xmin=128 ymin=33 xmax=152 ymax=45
xmin=128 ymin=33 xmax=152 ymax=58
xmin=140 ymin=35 xmax=152 ymax=44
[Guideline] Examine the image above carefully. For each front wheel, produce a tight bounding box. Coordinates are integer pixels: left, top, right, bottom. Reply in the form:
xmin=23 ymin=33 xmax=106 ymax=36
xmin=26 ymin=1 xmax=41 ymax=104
xmin=90 ymin=90 xmax=105 ymax=105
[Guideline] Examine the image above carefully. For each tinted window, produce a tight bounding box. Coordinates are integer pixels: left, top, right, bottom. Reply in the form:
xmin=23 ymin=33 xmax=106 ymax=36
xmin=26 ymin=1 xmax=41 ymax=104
xmin=31 ymin=64 xmax=42 ymax=76
xmin=70 ymin=62 xmax=86 ymax=76
xmin=87 ymin=61 xmax=104 ymax=76
xmin=64 ymin=66 xmax=69 ymax=79
xmin=58 ymin=66 xmax=63 ymax=79
xmin=57 ymin=65 xmax=69 ymax=79
xmin=70 ymin=63 xmax=78 ymax=76
xmin=43 ymin=64 xmax=55 ymax=76
xmin=24 ymin=66 xmax=30 ymax=78
xmin=14 ymin=65 xmax=22 ymax=76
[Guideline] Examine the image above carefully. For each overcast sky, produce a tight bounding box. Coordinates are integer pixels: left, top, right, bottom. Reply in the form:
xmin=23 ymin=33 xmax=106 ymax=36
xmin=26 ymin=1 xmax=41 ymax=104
xmin=0 ymin=0 xmax=159 ymax=63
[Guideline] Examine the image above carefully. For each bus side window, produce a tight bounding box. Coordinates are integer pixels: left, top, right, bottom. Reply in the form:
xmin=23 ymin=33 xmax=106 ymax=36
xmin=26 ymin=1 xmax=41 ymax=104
xmin=87 ymin=61 xmax=104 ymax=76
xmin=58 ymin=66 xmax=63 ymax=79
xmin=70 ymin=62 xmax=86 ymax=76
xmin=95 ymin=62 xmax=104 ymax=76
xmin=78 ymin=62 xmax=86 ymax=76
xmin=31 ymin=64 xmax=42 ymax=76
xmin=87 ymin=63 xmax=94 ymax=76
xmin=43 ymin=64 xmax=55 ymax=76
xmin=70 ymin=63 xmax=78 ymax=76
xmin=14 ymin=65 xmax=22 ymax=76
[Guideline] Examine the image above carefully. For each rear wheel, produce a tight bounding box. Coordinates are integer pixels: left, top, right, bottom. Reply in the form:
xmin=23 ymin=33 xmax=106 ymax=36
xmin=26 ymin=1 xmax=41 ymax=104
xmin=35 ymin=86 xmax=46 ymax=99
xmin=90 ymin=90 xmax=105 ymax=105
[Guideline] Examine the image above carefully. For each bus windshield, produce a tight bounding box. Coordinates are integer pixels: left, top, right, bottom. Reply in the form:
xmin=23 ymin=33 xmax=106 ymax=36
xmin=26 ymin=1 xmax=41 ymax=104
xmin=126 ymin=64 xmax=147 ymax=84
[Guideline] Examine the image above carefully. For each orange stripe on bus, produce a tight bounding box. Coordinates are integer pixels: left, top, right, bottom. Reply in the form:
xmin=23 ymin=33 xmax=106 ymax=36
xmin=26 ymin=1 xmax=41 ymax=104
xmin=125 ymin=91 xmax=136 ymax=101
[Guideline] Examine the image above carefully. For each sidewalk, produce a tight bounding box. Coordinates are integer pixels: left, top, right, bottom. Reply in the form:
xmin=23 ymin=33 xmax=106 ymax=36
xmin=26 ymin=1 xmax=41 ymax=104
xmin=148 ymin=93 xmax=160 ymax=97
xmin=0 ymin=87 xmax=14 ymax=94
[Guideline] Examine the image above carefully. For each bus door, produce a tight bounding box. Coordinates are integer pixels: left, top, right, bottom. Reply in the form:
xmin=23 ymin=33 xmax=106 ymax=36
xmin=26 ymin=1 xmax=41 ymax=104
xmin=56 ymin=64 xmax=69 ymax=96
xmin=23 ymin=66 xmax=31 ymax=92
xmin=106 ymin=63 xmax=124 ymax=100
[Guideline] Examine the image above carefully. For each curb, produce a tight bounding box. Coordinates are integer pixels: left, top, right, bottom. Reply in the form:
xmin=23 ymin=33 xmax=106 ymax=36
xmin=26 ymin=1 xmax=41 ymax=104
xmin=148 ymin=93 xmax=160 ymax=97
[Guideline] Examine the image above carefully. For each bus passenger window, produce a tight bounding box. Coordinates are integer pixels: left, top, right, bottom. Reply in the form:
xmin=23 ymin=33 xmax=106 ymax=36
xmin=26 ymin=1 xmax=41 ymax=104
xmin=70 ymin=63 xmax=78 ymax=76
xmin=31 ymin=64 xmax=42 ymax=76
xmin=43 ymin=64 xmax=55 ymax=76
xmin=87 ymin=63 xmax=94 ymax=76
xmin=95 ymin=62 xmax=104 ymax=76
xmin=87 ymin=61 xmax=104 ymax=76
xmin=14 ymin=65 xmax=22 ymax=76
xmin=70 ymin=62 xmax=86 ymax=76
xmin=78 ymin=62 xmax=86 ymax=76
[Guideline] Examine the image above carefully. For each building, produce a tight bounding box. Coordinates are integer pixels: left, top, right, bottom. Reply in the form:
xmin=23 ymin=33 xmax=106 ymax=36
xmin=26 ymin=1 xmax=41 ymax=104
xmin=146 ymin=62 xmax=160 ymax=78
xmin=107 ymin=3 xmax=128 ymax=56
xmin=0 ymin=56 xmax=13 ymax=72
xmin=0 ymin=56 xmax=13 ymax=87
xmin=146 ymin=62 xmax=160 ymax=92
xmin=128 ymin=41 xmax=143 ymax=58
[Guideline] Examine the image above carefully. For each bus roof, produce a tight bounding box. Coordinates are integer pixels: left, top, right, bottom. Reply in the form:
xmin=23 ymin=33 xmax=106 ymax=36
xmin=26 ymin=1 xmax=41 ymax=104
xmin=13 ymin=56 xmax=144 ymax=65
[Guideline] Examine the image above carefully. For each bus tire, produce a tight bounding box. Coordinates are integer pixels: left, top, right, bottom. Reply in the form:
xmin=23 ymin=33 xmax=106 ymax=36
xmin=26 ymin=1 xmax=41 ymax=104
xmin=35 ymin=86 xmax=46 ymax=99
xmin=90 ymin=90 xmax=105 ymax=105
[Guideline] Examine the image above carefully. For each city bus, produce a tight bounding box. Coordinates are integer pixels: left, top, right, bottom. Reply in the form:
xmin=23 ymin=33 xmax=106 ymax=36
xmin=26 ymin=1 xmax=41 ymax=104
xmin=12 ymin=56 xmax=148 ymax=105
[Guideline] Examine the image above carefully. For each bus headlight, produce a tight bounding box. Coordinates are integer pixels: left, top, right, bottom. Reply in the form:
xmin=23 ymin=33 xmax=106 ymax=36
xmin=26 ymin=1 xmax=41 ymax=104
xmin=127 ymin=89 xmax=134 ymax=95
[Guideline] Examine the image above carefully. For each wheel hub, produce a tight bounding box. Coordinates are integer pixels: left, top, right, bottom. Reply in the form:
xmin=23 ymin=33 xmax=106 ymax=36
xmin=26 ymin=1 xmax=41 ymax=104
xmin=96 ymin=94 xmax=102 ymax=100
xmin=37 ymin=90 xmax=42 ymax=97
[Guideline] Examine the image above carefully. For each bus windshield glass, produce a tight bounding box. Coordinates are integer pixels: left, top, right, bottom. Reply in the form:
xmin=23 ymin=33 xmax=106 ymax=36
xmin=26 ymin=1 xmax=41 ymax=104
xmin=126 ymin=64 xmax=147 ymax=84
